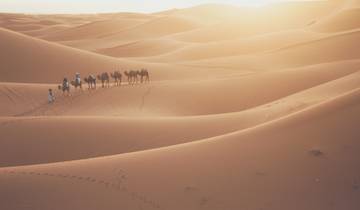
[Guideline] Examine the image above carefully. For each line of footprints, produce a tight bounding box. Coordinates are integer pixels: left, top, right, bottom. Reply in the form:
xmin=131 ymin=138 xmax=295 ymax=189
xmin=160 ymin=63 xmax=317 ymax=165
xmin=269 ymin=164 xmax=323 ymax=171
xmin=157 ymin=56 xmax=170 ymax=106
xmin=1 ymin=169 xmax=161 ymax=209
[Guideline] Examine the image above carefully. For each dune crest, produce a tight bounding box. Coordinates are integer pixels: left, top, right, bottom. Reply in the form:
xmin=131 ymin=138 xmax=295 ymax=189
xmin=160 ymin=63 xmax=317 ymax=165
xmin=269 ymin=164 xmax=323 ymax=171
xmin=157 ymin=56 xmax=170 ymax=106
xmin=0 ymin=1 xmax=359 ymax=209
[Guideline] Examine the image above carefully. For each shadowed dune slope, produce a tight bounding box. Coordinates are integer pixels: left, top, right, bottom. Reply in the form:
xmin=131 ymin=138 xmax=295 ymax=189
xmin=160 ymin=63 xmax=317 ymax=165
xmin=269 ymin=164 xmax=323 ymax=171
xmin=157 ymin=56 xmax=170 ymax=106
xmin=0 ymin=27 xmax=122 ymax=83
xmin=0 ymin=87 xmax=359 ymax=210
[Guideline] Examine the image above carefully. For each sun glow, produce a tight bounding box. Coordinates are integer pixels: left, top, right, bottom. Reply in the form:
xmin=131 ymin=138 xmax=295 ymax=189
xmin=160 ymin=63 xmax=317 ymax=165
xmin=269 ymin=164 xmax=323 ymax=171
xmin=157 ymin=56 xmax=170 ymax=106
xmin=230 ymin=0 xmax=278 ymax=7
xmin=0 ymin=0 xmax=288 ymax=14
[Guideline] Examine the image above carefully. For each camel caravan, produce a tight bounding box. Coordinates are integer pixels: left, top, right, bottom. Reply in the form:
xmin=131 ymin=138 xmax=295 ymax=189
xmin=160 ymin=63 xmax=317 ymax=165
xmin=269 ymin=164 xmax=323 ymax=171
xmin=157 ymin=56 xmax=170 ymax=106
xmin=54 ymin=69 xmax=150 ymax=101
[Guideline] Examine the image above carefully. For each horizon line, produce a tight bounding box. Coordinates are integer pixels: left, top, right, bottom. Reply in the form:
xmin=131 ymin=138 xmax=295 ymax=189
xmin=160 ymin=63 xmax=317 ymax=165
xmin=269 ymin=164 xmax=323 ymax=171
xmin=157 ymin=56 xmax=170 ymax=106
xmin=0 ymin=1 xmax=329 ymax=15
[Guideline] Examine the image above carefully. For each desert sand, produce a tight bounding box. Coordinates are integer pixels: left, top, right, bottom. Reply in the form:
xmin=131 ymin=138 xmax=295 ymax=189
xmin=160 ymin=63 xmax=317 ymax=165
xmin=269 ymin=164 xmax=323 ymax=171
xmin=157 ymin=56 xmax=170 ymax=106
xmin=0 ymin=0 xmax=359 ymax=209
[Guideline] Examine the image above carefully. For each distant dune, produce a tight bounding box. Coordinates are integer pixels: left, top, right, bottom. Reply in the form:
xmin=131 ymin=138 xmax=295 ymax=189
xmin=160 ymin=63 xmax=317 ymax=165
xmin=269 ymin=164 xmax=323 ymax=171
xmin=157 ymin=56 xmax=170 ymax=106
xmin=0 ymin=1 xmax=359 ymax=210
xmin=312 ymin=8 xmax=360 ymax=32
xmin=0 ymin=27 xmax=121 ymax=83
xmin=42 ymin=18 xmax=148 ymax=41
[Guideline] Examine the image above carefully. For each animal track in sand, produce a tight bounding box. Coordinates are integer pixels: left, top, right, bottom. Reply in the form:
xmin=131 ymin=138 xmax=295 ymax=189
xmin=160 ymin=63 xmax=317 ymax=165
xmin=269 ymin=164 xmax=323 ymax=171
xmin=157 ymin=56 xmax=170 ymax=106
xmin=184 ymin=186 xmax=198 ymax=192
xmin=308 ymin=149 xmax=325 ymax=157
xmin=139 ymin=86 xmax=153 ymax=111
xmin=0 ymin=169 xmax=161 ymax=209
xmin=255 ymin=171 xmax=267 ymax=176
xmin=184 ymin=186 xmax=213 ymax=207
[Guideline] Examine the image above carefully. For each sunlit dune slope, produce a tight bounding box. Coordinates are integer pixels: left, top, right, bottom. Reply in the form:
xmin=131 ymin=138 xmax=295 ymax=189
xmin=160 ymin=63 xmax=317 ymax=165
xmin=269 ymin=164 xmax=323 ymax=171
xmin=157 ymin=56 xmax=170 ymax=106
xmin=35 ymin=15 xmax=203 ymax=54
xmin=311 ymin=8 xmax=360 ymax=32
xmin=140 ymin=30 xmax=324 ymax=62
xmin=168 ymin=2 xmax=337 ymax=43
xmin=100 ymin=15 xmax=203 ymax=44
xmin=185 ymin=30 xmax=360 ymax=69
xmin=42 ymin=18 xmax=149 ymax=41
xmin=96 ymin=38 xmax=187 ymax=57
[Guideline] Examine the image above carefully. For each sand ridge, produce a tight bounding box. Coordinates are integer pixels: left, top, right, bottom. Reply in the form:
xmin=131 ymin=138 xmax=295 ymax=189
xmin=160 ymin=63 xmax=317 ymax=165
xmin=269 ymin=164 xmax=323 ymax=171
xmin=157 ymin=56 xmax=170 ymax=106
xmin=0 ymin=1 xmax=359 ymax=209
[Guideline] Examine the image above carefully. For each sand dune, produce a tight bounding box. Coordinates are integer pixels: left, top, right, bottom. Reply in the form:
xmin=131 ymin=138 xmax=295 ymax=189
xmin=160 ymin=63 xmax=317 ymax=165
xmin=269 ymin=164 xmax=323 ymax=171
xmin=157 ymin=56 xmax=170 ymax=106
xmin=185 ymin=30 xmax=360 ymax=70
xmin=97 ymin=38 xmax=187 ymax=58
xmin=168 ymin=1 xmax=337 ymax=43
xmin=0 ymin=27 xmax=256 ymax=83
xmin=0 ymin=13 xmax=94 ymax=34
xmin=0 ymin=1 xmax=359 ymax=210
xmin=2 ymin=60 xmax=356 ymax=117
xmin=42 ymin=18 xmax=148 ymax=41
xmin=22 ymin=25 xmax=71 ymax=37
xmin=312 ymin=8 xmax=360 ymax=32
xmin=1 ymin=70 xmax=359 ymax=167
xmin=0 ymin=87 xmax=359 ymax=210
xmin=0 ymin=27 xmax=123 ymax=83
xmin=343 ymin=0 xmax=360 ymax=8
xmin=141 ymin=29 xmax=324 ymax=62
xmin=101 ymin=15 xmax=203 ymax=44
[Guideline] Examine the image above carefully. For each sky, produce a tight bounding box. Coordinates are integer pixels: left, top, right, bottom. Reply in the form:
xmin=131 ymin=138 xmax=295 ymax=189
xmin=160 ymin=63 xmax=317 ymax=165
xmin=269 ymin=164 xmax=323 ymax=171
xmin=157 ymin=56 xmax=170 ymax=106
xmin=0 ymin=0 xmax=301 ymax=14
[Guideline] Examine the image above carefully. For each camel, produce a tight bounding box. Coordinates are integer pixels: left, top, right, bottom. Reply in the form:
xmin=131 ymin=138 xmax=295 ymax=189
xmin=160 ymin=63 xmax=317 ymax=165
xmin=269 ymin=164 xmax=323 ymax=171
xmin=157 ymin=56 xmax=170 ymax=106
xmin=58 ymin=84 xmax=70 ymax=95
xmin=139 ymin=69 xmax=150 ymax=83
xmin=70 ymin=80 xmax=82 ymax=90
xmin=84 ymin=75 xmax=97 ymax=89
xmin=97 ymin=72 xmax=110 ymax=88
xmin=111 ymin=71 xmax=122 ymax=86
xmin=124 ymin=70 xmax=138 ymax=85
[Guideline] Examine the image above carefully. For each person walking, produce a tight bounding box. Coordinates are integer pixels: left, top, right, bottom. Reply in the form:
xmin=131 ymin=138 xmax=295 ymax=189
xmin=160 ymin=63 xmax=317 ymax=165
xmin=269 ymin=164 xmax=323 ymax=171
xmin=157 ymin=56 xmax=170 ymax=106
xmin=48 ymin=88 xmax=55 ymax=104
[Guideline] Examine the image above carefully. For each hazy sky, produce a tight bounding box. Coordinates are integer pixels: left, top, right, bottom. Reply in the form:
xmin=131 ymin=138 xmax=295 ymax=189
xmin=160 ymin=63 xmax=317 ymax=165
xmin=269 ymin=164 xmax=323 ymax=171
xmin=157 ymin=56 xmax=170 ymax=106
xmin=0 ymin=0 xmax=298 ymax=14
